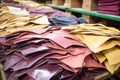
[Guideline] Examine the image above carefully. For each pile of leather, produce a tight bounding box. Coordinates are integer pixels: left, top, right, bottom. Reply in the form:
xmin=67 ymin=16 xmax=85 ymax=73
xmin=0 ymin=1 xmax=120 ymax=80
xmin=0 ymin=27 xmax=108 ymax=80
xmin=98 ymin=0 xmax=120 ymax=16
xmin=0 ymin=5 xmax=50 ymax=35
xmin=63 ymin=24 xmax=120 ymax=74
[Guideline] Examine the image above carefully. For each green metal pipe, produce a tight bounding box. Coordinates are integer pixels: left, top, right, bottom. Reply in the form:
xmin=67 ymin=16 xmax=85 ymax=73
xmin=45 ymin=4 xmax=120 ymax=22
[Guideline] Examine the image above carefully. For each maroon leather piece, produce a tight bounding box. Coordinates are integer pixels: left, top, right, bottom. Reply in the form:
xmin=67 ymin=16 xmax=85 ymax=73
xmin=22 ymin=76 xmax=35 ymax=80
xmin=98 ymin=5 xmax=119 ymax=11
xmin=98 ymin=0 xmax=120 ymax=3
xmin=58 ymin=71 xmax=74 ymax=80
xmin=11 ymin=52 xmax=54 ymax=71
xmin=15 ymin=59 xmax=48 ymax=77
xmin=83 ymin=68 xmax=108 ymax=79
xmin=19 ymin=44 xmax=49 ymax=55
xmin=27 ymin=64 xmax=62 ymax=80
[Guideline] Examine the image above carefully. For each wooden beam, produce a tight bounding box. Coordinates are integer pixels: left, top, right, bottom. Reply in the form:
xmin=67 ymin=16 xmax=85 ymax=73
xmin=52 ymin=0 xmax=65 ymax=5
xmin=82 ymin=0 xmax=98 ymax=23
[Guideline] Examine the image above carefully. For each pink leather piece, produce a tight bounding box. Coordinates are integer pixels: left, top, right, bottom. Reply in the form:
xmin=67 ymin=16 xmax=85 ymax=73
xmin=67 ymin=47 xmax=91 ymax=56
xmin=47 ymin=54 xmax=70 ymax=59
xmin=43 ymin=33 xmax=84 ymax=48
xmin=60 ymin=53 xmax=91 ymax=68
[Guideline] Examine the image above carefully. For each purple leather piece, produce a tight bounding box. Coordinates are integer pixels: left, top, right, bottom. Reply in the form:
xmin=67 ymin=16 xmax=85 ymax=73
xmin=19 ymin=44 xmax=49 ymax=55
xmin=27 ymin=64 xmax=62 ymax=80
xmin=3 ymin=53 xmax=22 ymax=71
xmin=11 ymin=52 xmax=54 ymax=71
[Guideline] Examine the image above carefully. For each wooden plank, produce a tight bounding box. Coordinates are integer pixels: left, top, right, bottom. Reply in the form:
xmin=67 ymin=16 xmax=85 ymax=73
xmin=46 ymin=0 xmax=52 ymax=4
xmin=82 ymin=0 xmax=98 ymax=11
xmin=64 ymin=0 xmax=82 ymax=8
xmin=82 ymin=0 xmax=98 ymax=23
xmin=52 ymin=0 xmax=65 ymax=5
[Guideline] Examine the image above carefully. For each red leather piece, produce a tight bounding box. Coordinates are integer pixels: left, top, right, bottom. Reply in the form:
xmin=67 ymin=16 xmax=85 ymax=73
xmin=84 ymin=55 xmax=105 ymax=69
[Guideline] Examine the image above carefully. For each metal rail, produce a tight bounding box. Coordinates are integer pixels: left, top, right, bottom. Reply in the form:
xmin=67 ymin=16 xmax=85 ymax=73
xmin=45 ymin=4 xmax=120 ymax=22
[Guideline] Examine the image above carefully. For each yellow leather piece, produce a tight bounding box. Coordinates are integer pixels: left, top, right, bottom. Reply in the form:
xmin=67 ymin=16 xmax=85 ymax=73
xmin=79 ymin=35 xmax=111 ymax=53
xmin=104 ymin=61 xmax=120 ymax=74
xmin=95 ymin=40 xmax=120 ymax=52
xmin=95 ymin=53 xmax=106 ymax=63
xmin=103 ymin=46 xmax=120 ymax=65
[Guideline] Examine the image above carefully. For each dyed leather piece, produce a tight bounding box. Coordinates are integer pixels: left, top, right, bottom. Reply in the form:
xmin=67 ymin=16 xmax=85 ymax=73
xmin=3 ymin=54 xmax=22 ymax=71
xmin=11 ymin=52 xmax=54 ymax=71
xmin=98 ymin=0 xmax=120 ymax=15
xmin=27 ymin=64 xmax=62 ymax=80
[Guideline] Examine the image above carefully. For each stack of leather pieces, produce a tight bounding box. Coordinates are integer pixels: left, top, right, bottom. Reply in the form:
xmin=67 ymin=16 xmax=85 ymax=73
xmin=2 ymin=1 xmax=69 ymax=18
xmin=0 ymin=27 xmax=107 ymax=80
xmin=98 ymin=0 xmax=120 ymax=16
xmin=0 ymin=4 xmax=50 ymax=35
xmin=63 ymin=24 xmax=120 ymax=74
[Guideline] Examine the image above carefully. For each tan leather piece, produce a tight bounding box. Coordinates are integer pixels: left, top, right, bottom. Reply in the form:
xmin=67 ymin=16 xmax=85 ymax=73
xmin=14 ymin=0 xmax=50 ymax=9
